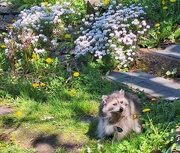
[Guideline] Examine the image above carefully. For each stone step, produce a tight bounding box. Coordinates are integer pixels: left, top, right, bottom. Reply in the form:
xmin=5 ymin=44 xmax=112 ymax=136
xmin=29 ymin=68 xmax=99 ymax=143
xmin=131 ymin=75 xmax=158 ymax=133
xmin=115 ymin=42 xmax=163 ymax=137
xmin=107 ymin=71 xmax=180 ymax=101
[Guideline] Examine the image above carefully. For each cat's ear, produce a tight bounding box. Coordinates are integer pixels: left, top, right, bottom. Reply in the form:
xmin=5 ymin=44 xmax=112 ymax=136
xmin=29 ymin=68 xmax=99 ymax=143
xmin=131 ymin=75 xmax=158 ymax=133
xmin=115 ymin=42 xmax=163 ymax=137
xmin=119 ymin=89 xmax=125 ymax=97
xmin=102 ymin=95 xmax=108 ymax=104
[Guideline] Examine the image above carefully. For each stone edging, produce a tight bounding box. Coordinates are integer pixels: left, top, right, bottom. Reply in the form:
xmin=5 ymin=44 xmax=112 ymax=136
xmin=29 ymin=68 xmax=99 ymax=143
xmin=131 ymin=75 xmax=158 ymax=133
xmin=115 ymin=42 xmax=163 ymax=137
xmin=138 ymin=48 xmax=180 ymax=75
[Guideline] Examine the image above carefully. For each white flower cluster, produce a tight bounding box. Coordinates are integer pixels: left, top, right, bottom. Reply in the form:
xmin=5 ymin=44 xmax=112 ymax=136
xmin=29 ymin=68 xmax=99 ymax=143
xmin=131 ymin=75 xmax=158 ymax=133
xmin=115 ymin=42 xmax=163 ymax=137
xmin=74 ymin=2 xmax=150 ymax=68
xmin=4 ymin=2 xmax=74 ymax=55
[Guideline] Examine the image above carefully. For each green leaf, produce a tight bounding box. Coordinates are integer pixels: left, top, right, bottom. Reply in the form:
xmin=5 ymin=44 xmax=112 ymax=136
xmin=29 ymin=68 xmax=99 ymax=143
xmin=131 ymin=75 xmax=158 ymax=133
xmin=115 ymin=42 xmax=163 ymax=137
xmin=171 ymin=68 xmax=177 ymax=75
xmin=166 ymin=71 xmax=171 ymax=76
xmin=174 ymin=28 xmax=180 ymax=38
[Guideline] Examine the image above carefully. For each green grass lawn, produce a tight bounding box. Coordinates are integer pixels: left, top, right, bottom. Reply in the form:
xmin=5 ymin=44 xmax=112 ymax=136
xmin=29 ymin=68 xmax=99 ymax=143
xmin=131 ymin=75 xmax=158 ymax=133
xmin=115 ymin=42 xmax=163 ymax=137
xmin=0 ymin=75 xmax=179 ymax=152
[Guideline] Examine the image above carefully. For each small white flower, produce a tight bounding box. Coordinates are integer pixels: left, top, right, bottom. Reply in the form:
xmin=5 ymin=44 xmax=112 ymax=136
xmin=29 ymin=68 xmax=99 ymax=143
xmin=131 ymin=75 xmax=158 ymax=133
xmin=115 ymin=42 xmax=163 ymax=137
xmin=108 ymin=40 xmax=112 ymax=43
xmin=82 ymin=18 xmax=85 ymax=22
xmin=105 ymin=43 xmax=109 ymax=47
xmin=51 ymin=39 xmax=58 ymax=46
xmin=132 ymin=19 xmax=139 ymax=25
xmin=34 ymin=48 xmax=46 ymax=54
xmin=146 ymin=25 xmax=150 ymax=28
xmin=5 ymin=49 xmax=11 ymax=54
xmin=124 ymin=64 xmax=127 ymax=67
xmin=132 ymin=46 xmax=136 ymax=49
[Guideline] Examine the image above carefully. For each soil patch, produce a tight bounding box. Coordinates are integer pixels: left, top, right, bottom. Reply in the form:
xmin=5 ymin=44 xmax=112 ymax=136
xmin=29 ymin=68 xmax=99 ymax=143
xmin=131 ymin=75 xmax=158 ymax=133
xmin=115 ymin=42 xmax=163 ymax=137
xmin=0 ymin=106 xmax=14 ymax=116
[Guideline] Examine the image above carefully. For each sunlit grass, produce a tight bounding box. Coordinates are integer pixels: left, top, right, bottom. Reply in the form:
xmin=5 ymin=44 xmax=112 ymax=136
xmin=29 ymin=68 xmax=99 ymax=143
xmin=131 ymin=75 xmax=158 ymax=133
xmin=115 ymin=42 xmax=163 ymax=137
xmin=0 ymin=84 xmax=179 ymax=152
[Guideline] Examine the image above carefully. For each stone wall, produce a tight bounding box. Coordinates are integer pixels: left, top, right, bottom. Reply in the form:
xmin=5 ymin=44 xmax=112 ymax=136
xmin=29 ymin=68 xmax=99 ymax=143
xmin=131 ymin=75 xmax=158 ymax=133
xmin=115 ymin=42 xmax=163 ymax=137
xmin=138 ymin=48 xmax=180 ymax=76
xmin=0 ymin=5 xmax=19 ymax=32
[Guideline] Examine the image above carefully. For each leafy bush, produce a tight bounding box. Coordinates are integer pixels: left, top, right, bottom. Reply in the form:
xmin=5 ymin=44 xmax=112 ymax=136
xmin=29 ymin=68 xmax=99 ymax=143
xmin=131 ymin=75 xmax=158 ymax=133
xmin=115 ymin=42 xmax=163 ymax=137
xmin=138 ymin=0 xmax=180 ymax=48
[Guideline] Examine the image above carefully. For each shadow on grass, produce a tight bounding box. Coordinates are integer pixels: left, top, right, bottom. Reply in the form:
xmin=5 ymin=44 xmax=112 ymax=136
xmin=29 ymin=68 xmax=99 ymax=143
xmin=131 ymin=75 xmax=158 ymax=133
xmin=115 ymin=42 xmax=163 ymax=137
xmin=79 ymin=115 xmax=98 ymax=139
xmin=32 ymin=134 xmax=83 ymax=152
xmin=86 ymin=121 xmax=98 ymax=139
xmin=32 ymin=134 xmax=58 ymax=152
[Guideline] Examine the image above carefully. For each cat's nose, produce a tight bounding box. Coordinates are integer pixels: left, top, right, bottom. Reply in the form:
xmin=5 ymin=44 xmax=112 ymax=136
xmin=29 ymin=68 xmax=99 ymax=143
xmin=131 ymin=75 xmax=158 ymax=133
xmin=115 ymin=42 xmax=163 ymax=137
xmin=119 ymin=107 xmax=123 ymax=112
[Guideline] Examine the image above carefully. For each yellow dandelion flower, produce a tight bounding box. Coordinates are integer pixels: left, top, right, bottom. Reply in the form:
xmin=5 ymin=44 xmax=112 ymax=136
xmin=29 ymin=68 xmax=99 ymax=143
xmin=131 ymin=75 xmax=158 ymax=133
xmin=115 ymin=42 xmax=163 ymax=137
xmin=104 ymin=0 xmax=109 ymax=5
xmin=45 ymin=58 xmax=52 ymax=63
xmin=34 ymin=57 xmax=38 ymax=61
xmin=162 ymin=0 xmax=166 ymax=4
xmin=170 ymin=0 xmax=176 ymax=2
xmin=15 ymin=111 xmax=22 ymax=117
xmin=32 ymin=53 xmax=36 ymax=58
xmin=38 ymin=75 xmax=43 ymax=79
xmin=8 ymin=25 xmax=13 ymax=29
xmin=44 ymin=2 xmax=48 ymax=6
xmin=73 ymin=72 xmax=80 ymax=77
xmin=65 ymin=34 xmax=71 ymax=39
xmin=33 ymin=83 xmax=39 ymax=87
xmin=1 ymin=44 xmax=6 ymax=48
xmin=163 ymin=6 xmax=168 ymax=9
xmin=151 ymin=97 xmax=156 ymax=101
xmin=133 ymin=114 xmax=137 ymax=119
xmin=40 ymin=83 xmax=46 ymax=87
xmin=70 ymin=90 xmax=76 ymax=95
xmin=142 ymin=108 xmax=151 ymax=113
xmin=10 ymin=137 xmax=16 ymax=141
xmin=157 ymin=31 xmax=161 ymax=35
xmin=155 ymin=23 xmax=160 ymax=27
xmin=32 ymin=53 xmax=38 ymax=61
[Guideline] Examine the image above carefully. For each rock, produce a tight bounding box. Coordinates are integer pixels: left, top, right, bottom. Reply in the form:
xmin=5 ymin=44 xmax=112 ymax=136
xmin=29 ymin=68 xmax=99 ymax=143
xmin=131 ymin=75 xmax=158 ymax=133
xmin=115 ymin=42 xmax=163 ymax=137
xmin=0 ymin=5 xmax=19 ymax=32
xmin=85 ymin=0 xmax=101 ymax=4
xmin=3 ymin=14 xmax=15 ymax=22
xmin=0 ymin=6 xmax=19 ymax=14
xmin=0 ymin=1 xmax=12 ymax=7
xmin=58 ymin=55 xmax=70 ymax=62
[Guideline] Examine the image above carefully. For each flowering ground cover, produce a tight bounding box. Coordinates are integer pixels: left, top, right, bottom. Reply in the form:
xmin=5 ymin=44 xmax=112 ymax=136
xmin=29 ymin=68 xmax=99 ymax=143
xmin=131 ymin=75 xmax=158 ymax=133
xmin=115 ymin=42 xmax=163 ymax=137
xmin=0 ymin=0 xmax=180 ymax=152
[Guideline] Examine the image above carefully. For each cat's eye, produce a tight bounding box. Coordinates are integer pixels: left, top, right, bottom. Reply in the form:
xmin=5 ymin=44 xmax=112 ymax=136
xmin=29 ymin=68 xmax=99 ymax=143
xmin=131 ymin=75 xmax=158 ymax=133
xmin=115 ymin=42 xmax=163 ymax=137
xmin=113 ymin=103 xmax=117 ymax=106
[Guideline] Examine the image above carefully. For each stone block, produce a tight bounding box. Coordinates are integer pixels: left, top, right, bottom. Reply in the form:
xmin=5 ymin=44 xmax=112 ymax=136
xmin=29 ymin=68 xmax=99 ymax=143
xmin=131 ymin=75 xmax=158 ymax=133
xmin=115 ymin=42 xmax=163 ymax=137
xmin=0 ymin=15 xmax=3 ymax=21
xmin=3 ymin=14 xmax=14 ymax=22
xmin=138 ymin=48 xmax=180 ymax=75
xmin=85 ymin=0 xmax=101 ymax=4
